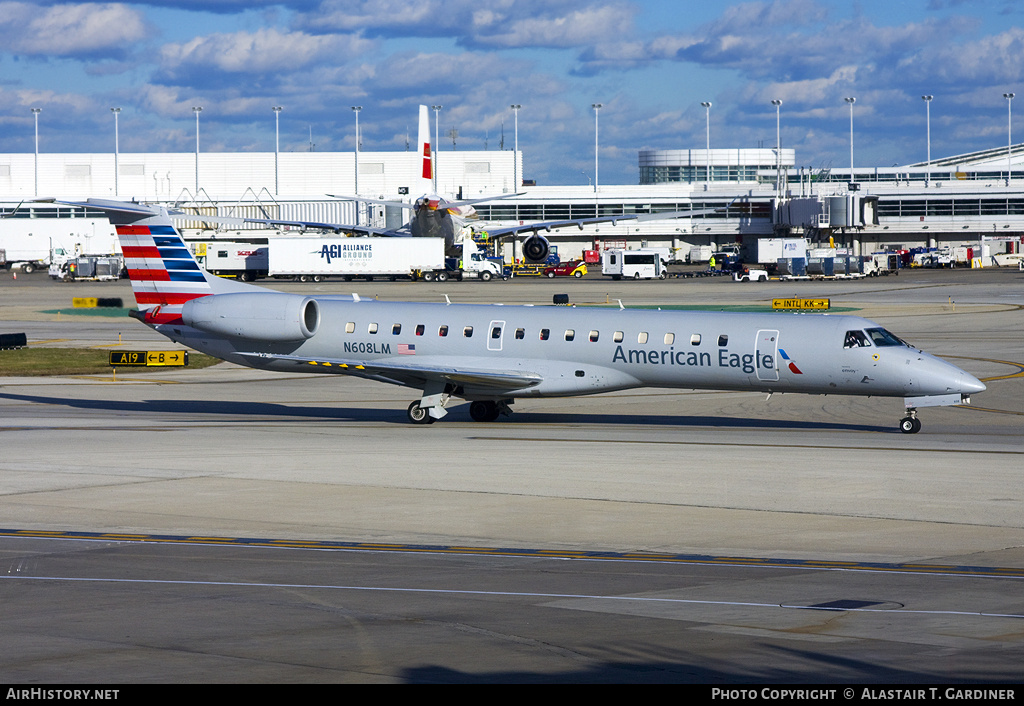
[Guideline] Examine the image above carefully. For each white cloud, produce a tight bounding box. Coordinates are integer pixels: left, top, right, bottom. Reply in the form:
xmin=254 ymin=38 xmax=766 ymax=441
xmin=159 ymin=27 xmax=375 ymax=77
xmin=297 ymin=0 xmax=634 ymax=49
xmin=0 ymin=2 xmax=148 ymax=57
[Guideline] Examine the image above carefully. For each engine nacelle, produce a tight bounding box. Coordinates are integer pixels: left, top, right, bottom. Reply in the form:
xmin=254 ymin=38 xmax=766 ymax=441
xmin=182 ymin=292 xmax=319 ymax=342
xmin=522 ymin=234 xmax=550 ymax=263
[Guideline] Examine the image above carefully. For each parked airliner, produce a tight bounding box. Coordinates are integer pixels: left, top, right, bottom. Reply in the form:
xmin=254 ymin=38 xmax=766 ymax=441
xmin=75 ymin=198 xmax=983 ymax=433
xmin=174 ymin=105 xmax=711 ymax=261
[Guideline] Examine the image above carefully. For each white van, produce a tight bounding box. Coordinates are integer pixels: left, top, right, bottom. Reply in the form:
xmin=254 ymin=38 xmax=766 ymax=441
xmin=601 ymin=249 xmax=666 ymax=280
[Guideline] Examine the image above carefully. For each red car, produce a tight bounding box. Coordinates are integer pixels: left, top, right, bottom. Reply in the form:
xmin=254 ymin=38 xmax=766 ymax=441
xmin=543 ymin=260 xmax=587 ymax=278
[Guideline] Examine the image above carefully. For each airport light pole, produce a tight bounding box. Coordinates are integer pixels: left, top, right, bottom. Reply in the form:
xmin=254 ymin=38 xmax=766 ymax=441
xmin=771 ymin=99 xmax=782 ymax=197
xmin=272 ymin=106 xmax=282 ymax=195
xmin=510 ymin=104 xmax=521 ymax=190
xmin=1004 ymin=92 xmax=1014 ymax=183
xmin=844 ymin=97 xmax=856 ymax=183
xmin=701 ymin=101 xmax=712 ymax=183
xmin=592 ymin=103 xmax=602 ymax=195
xmin=192 ymin=106 xmax=203 ymax=194
xmin=31 ymin=107 xmax=41 ymax=197
xmin=431 ymin=105 xmax=442 ymax=192
xmin=922 ymin=95 xmax=932 ymax=184
xmin=351 ymin=106 xmax=361 ymax=224
xmin=111 ymin=107 xmax=121 ymax=196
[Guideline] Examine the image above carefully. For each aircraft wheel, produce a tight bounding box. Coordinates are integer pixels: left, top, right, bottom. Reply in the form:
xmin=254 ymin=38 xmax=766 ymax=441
xmin=899 ymin=417 xmax=921 ymax=434
xmin=469 ymin=401 xmax=499 ymax=422
xmin=408 ymin=401 xmax=434 ymax=425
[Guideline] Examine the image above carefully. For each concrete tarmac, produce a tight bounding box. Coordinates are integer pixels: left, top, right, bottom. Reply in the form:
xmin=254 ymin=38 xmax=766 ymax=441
xmin=1 ymin=268 xmax=1023 ymax=682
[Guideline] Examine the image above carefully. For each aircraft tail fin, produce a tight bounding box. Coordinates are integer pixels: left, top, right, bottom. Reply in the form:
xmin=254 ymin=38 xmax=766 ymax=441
xmin=82 ymin=198 xmax=255 ymax=324
xmin=418 ymin=104 xmax=433 ymax=192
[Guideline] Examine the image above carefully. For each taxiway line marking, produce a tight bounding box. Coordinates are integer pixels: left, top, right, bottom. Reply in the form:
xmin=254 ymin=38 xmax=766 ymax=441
xmin=2 ymin=529 xmax=1023 ymax=580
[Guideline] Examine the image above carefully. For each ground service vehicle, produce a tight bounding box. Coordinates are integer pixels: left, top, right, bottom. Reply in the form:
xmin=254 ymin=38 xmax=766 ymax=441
xmin=601 ymin=249 xmax=666 ymax=280
xmin=733 ymin=267 xmax=769 ymax=282
xmin=195 ymin=242 xmax=269 ymax=281
xmin=268 ymin=237 xmax=443 ymax=281
xmin=543 ymin=260 xmax=587 ymax=278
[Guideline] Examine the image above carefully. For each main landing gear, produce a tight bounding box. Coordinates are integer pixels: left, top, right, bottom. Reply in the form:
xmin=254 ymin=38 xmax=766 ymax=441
xmin=407 ymin=401 xmax=435 ymax=424
xmin=468 ymin=400 xmax=512 ymax=422
xmin=899 ymin=408 xmax=922 ymax=434
xmin=406 ymin=398 xmax=512 ymax=424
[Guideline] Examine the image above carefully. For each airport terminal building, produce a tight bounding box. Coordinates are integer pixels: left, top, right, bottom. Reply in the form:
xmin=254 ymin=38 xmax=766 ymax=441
xmin=3 ymin=142 xmax=1024 ymax=265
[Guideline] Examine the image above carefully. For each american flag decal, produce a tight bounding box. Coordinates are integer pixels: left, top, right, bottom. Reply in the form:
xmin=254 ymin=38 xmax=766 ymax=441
xmin=398 ymin=344 xmax=416 ymax=355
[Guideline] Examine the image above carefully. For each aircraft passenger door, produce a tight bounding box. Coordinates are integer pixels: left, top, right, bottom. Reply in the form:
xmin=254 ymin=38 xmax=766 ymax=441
xmin=487 ymin=320 xmax=506 ymax=352
xmin=755 ymin=329 xmax=780 ymax=381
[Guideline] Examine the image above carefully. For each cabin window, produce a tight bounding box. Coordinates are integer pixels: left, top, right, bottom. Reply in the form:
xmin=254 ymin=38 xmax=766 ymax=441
xmin=664 ymin=333 xmax=675 ymax=345
xmin=613 ymin=331 xmax=624 ymax=342
xmin=589 ymin=330 xmax=599 ymax=342
xmin=439 ymin=325 xmax=449 ymax=337
xmin=491 ymin=326 xmax=502 ymax=339
xmin=368 ymin=323 xmax=378 ymax=334
xmin=415 ymin=324 xmax=425 ymax=336
xmin=844 ymin=330 xmax=871 ymax=348
xmin=464 ymin=326 xmax=474 ymax=338
xmin=540 ymin=328 xmax=550 ymax=340
xmin=690 ymin=334 xmax=701 ymax=345
xmin=638 ymin=332 xmax=649 ymax=344
xmin=565 ymin=329 xmax=575 ymax=341
xmin=345 ymin=322 xmax=355 ymax=334
xmin=718 ymin=335 xmax=728 ymax=346
xmin=515 ymin=328 xmax=525 ymax=340
xmin=392 ymin=324 xmax=402 ymax=335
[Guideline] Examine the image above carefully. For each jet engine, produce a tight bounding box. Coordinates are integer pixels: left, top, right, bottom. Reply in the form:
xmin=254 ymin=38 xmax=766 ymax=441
xmin=522 ymin=234 xmax=551 ymax=263
xmin=182 ymin=292 xmax=319 ymax=342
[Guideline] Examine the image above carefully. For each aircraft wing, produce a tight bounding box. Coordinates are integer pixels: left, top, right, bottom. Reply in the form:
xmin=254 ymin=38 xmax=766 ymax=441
xmin=169 ymin=210 xmax=398 ymax=236
xmin=325 ymin=193 xmax=524 ymax=210
xmin=476 ymin=207 xmax=722 ymax=240
xmin=237 ymin=351 xmax=543 ymax=390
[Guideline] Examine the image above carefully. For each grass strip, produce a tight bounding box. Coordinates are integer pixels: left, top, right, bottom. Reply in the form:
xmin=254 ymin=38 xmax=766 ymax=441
xmin=0 ymin=347 xmax=221 ymax=376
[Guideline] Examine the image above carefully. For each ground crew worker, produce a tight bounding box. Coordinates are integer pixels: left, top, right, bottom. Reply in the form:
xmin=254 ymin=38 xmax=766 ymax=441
xmin=709 ymin=254 xmax=717 ymax=270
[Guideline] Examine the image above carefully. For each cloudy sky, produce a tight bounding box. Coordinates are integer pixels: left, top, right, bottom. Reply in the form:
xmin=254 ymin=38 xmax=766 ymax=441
xmin=2 ymin=0 xmax=1023 ymax=186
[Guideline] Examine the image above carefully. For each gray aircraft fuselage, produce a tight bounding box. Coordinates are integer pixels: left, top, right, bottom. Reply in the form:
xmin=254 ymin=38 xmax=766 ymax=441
xmin=154 ymin=296 xmax=982 ymax=403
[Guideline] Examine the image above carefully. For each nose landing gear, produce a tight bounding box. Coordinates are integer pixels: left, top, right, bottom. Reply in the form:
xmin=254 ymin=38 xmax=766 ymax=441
xmin=899 ymin=408 xmax=921 ymax=434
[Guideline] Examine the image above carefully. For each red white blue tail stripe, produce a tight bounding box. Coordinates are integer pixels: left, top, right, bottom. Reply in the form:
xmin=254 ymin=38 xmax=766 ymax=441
xmin=59 ymin=198 xmax=255 ymax=326
xmin=118 ymin=223 xmax=212 ymax=323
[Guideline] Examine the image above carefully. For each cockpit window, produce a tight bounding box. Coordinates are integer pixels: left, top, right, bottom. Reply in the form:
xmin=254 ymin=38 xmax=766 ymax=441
xmin=844 ymin=330 xmax=871 ymax=348
xmin=865 ymin=327 xmax=904 ymax=347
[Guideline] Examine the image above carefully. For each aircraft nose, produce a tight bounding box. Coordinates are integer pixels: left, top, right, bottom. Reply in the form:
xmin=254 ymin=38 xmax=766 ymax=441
xmin=958 ymin=371 xmax=987 ymax=395
xmin=910 ymin=355 xmax=986 ymax=396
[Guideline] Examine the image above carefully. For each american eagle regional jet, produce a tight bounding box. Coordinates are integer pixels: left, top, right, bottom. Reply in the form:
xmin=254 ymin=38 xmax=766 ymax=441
xmin=75 ymin=198 xmax=983 ymax=433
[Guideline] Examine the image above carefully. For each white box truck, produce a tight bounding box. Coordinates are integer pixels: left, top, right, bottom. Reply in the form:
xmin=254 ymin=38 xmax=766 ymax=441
xmin=267 ymin=237 xmax=503 ymax=282
xmin=268 ymin=237 xmax=445 ymax=281
xmin=193 ymin=242 xmax=270 ymax=281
